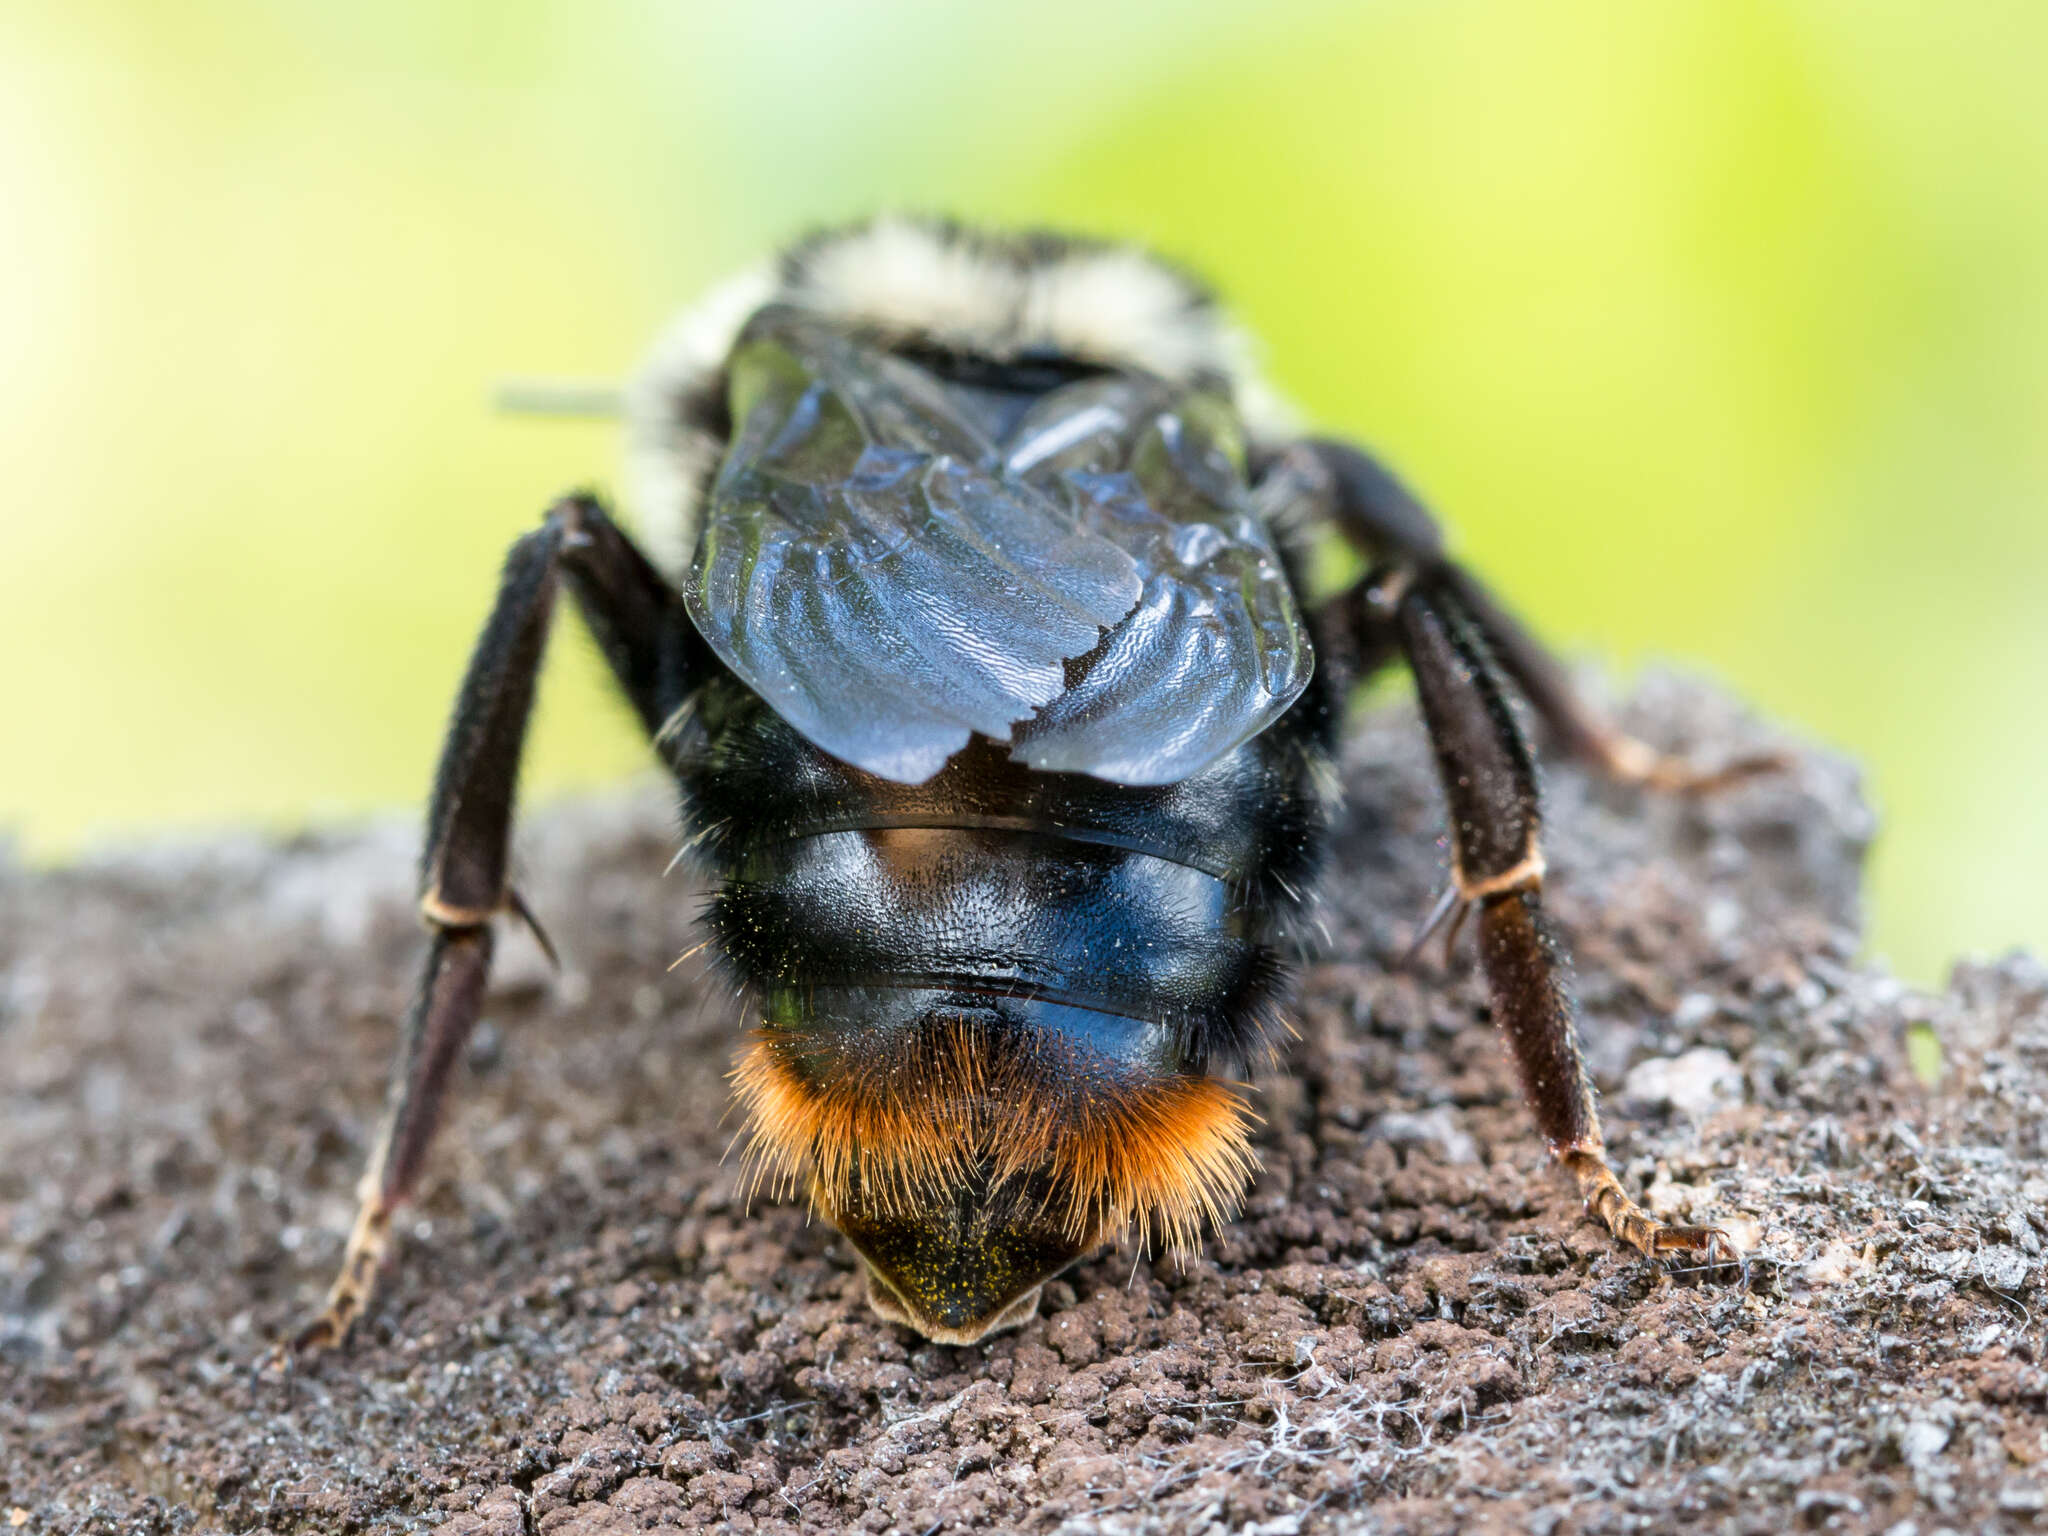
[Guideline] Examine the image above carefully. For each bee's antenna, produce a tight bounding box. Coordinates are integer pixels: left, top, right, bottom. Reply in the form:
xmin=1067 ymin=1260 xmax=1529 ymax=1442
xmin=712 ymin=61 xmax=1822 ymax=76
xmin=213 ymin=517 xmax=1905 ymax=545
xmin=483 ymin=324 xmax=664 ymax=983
xmin=492 ymin=379 xmax=625 ymax=418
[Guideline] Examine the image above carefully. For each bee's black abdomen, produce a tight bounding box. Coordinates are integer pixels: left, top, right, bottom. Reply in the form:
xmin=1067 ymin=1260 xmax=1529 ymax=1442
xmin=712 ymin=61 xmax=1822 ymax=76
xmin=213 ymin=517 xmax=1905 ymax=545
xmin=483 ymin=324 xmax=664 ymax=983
xmin=685 ymin=660 xmax=1330 ymax=1339
xmin=681 ymin=668 xmax=1332 ymax=1072
xmin=716 ymin=827 xmax=1254 ymax=1036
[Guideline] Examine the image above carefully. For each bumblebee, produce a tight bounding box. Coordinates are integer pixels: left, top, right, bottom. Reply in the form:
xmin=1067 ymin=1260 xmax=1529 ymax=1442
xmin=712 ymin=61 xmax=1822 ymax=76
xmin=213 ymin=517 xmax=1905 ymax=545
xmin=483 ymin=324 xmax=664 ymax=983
xmin=291 ymin=217 xmax=1763 ymax=1352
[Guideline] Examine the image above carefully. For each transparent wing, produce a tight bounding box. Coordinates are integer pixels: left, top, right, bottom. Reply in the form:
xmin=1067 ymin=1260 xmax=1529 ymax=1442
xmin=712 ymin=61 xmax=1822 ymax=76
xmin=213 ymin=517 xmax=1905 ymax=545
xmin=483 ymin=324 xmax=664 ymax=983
xmin=1006 ymin=386 xmax=1314 ymax=785
xmin=685 ymin=309 xmax=1313 ymax=786
xmin=684 ymin=310 xmax=1144 ymax=783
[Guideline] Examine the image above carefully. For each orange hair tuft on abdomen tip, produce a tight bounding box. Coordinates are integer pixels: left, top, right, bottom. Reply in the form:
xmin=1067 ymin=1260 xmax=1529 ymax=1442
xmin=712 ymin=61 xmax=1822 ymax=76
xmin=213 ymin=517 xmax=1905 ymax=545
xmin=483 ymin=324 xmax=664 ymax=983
xmin=729 ymin=1015 xmax=1259 ymax=1259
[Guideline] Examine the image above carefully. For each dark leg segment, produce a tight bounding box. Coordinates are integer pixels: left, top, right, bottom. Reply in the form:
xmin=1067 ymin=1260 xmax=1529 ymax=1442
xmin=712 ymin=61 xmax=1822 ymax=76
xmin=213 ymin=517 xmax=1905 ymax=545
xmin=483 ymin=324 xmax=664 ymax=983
xmin=1442 ymin=566 xmax=1784 ymax=792
xmin=287 ymin=496 xmax=686 ymax=1355
xmin=1472 ymin=893 xmax=1590 ymax=1149
xmin=1298 ymin=439 xmax=1446 ymax=570
xmin=1396 ymin=590 xmax=1541 ymax=900
xmin=293 ymin=928 xmax=494 ymax=1350
xmin=1297 ymin=438 xmax=1778 ymax=791
xmin=558 ymin=500 xmax=703 ymax=741
xmin=418 ymin=523 xmax=563 ymax=926
xmin=1398 ymin=584 xmax=1732 ymax=1267
xmin=1473 ymin=891 xmax=1718 ymax=1257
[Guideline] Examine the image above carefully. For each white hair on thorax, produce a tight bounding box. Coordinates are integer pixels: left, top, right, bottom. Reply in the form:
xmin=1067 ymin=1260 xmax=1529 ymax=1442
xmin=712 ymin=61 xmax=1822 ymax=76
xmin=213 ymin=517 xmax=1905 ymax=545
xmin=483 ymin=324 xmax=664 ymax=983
xmin=623 ymin=261 xmax=779 ymax=581
xmin=623 ymin=217 xmax=1297 ymax=578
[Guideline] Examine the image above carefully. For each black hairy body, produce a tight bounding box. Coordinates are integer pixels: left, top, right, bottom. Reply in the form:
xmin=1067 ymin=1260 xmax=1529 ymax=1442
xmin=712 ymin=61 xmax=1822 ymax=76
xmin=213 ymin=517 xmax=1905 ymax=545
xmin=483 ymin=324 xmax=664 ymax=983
xmin=279 ymin=216 xmax=1766 ymax=1359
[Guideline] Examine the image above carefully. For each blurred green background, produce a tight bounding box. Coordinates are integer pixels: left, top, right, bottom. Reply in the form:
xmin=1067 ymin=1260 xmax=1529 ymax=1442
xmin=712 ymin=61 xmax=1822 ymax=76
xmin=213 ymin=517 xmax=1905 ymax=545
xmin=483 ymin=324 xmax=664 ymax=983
xmin=4 ymin=0 xmax=2044 ymax=985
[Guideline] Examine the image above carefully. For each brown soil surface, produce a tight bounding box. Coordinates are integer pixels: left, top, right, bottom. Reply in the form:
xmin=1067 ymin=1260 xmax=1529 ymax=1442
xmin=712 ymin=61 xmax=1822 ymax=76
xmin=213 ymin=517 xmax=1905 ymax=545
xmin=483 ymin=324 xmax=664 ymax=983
xmin=6 ymin=676 xmax=2047 ymax=1535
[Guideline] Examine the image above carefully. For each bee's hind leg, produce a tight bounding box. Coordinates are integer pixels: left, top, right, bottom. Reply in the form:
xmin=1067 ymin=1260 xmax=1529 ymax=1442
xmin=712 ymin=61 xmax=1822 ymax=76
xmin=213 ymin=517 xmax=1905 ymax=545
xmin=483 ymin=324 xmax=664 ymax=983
xmin=277 ymin=497 xmax=691 ymax=1360
xmin=288 ymin=927 xmax=496 ymax=1353
xmin=1291 ymin=436 xmax=1743 ymax=1271
xmin=1394 ymin=581 xmax=1737 ymax=1273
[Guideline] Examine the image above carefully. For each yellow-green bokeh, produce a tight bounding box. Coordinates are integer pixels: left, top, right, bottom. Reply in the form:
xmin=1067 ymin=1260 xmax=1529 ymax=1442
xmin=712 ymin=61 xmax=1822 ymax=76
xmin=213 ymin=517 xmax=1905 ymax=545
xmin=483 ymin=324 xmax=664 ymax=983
xmin=4 ymin=1 xmax=2044 ymax=986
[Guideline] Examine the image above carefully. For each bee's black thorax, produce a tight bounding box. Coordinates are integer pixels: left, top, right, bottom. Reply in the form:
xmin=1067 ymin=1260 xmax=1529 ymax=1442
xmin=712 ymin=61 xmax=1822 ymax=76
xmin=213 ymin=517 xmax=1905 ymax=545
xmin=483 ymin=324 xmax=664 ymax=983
xmin=674 ymin=660 xmax=1334 ymax=1076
